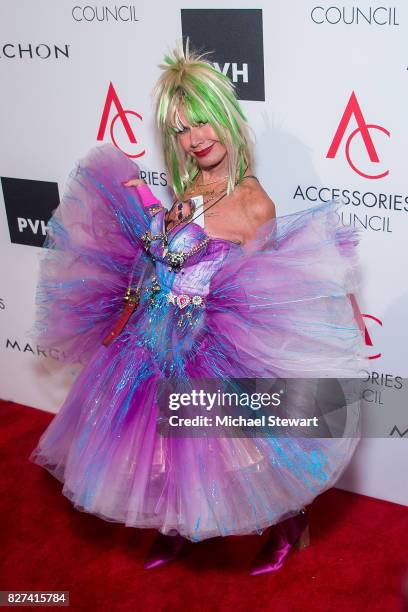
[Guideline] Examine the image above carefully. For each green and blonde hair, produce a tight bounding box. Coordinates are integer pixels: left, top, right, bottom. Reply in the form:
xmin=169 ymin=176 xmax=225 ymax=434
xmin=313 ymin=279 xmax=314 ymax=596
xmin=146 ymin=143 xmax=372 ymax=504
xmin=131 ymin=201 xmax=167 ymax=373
xmin=153 ymin=40 xmax=253 ymax=199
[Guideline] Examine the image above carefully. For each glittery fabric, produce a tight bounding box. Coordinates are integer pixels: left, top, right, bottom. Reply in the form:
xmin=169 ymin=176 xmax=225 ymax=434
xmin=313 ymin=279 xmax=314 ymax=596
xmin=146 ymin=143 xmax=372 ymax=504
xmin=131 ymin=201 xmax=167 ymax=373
xmin=28 ymin=144 xmax=366 ymax=542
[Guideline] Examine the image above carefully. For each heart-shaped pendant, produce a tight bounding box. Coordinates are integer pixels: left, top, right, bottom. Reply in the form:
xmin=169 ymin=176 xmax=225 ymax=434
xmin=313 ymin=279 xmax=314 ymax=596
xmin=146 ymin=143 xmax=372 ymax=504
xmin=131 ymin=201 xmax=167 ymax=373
xmin=177 ymin=294 xmax=190 ymax=309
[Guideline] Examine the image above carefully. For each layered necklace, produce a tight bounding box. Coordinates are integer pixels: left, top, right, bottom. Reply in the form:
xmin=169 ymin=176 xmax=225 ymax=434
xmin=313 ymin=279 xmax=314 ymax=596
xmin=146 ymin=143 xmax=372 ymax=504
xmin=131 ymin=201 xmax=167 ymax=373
xmin=158 ymin=169 xmax=249 ymax=272
xmin=164 ymin=173 xmax=232 ymax=236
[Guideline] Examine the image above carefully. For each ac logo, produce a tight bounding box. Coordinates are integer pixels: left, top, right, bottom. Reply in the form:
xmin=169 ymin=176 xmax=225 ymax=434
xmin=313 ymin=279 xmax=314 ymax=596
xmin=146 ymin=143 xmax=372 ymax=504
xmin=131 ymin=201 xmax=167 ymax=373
xmin=362 ymin=313 xmax=383 ymax=360
xmin=327 ymin=91 xmax=390 ymax=179
xmin=96 ymin=82 xmax=145 ymax=158
xmin=348 ymin=295 xmax=382 ymax=360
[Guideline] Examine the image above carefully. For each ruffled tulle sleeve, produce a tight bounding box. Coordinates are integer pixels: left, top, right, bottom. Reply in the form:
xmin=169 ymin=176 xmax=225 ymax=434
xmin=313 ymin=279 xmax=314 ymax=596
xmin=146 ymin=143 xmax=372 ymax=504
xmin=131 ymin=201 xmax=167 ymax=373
xmin=202 ymin=200 xmax=366 ymax=379
xmin=27 ymin=143 xmax=155 ymax=365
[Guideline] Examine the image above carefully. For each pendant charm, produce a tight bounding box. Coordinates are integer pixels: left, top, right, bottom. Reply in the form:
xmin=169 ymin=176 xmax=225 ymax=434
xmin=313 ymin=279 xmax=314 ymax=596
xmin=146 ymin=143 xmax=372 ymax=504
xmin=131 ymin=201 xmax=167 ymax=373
xmin=165 ymin=252 xmax=186 ymax=273
xmin=148 ymin=276 xmax=161 ymax=307
xmin=176 ymin=294 xmax=190 ymax=309
xmin=162 ymin=233 xmax=169 ymax=257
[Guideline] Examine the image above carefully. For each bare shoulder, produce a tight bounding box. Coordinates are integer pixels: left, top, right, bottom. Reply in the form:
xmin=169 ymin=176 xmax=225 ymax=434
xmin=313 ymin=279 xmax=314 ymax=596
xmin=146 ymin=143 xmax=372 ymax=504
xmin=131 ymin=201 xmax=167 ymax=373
xmin=238 ymin=178 xmax=276 ymax=223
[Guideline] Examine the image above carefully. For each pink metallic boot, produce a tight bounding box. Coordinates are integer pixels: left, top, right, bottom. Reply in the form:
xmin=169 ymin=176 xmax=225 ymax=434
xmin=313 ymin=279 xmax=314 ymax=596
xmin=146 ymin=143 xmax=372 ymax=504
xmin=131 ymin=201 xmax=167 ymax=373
xmin=143 ymin=532 xmax=188 ymax=570
xmin=249 ymin=508 xmax=310 ymax=576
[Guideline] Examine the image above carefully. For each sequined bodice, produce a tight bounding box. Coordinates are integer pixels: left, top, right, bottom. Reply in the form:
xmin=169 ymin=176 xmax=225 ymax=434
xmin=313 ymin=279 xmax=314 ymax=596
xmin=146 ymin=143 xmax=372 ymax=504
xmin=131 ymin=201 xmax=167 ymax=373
xmin=144 ymin=207 xmax=242 ymax=297
xmin=132 ymin=207 xmax=243 ymax=371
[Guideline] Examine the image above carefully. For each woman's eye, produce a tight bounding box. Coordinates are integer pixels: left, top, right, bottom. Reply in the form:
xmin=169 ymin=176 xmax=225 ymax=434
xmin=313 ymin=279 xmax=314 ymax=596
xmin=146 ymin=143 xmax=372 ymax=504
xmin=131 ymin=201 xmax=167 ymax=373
xmin=174 ymin=122 xmax=207 ymax=135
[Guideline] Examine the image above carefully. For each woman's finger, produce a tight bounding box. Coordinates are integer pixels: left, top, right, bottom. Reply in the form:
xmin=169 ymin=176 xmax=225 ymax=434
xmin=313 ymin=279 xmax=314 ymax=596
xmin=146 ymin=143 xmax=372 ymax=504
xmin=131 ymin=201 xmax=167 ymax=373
xmin=122 ymin=178 xmax=145 ymax=187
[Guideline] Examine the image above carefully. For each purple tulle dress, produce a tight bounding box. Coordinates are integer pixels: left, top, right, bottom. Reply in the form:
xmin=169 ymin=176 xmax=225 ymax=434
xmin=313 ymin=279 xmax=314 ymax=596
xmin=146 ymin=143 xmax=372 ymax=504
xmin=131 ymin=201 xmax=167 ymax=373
xmin=28 ymin=143 xmax=366 ymax=542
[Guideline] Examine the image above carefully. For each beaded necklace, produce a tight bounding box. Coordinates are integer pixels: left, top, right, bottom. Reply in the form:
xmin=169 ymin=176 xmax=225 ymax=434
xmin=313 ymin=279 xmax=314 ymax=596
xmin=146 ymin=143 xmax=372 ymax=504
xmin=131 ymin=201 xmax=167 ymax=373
xmin=158 ymin=191 xmax=228 ymax=272
xmin=159 ymin=171 xmax=258 ymax=272
xmin=164 ymin=173 xmax=237 ymax=240
xmin=164 ymin=171 xmax=259 ymax=238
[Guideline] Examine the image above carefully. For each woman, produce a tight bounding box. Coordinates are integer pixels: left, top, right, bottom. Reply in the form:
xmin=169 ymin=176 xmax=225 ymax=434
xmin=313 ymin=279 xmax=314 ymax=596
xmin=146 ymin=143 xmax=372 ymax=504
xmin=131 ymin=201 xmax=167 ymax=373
xmin=29 ymin=42 xmax=365 ymax=575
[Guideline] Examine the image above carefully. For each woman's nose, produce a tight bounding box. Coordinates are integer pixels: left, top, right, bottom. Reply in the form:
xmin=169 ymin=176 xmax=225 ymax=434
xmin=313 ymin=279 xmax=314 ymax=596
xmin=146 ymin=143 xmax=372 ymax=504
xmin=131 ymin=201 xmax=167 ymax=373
xmin=190 ymin=126 xmax=204 ymax=148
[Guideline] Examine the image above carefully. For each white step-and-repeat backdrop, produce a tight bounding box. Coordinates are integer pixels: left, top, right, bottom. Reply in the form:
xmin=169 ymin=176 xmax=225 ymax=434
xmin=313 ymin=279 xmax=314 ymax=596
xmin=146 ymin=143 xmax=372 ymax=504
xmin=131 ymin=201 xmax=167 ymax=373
xmin=1 ymin=1 xmax=407 ymax=505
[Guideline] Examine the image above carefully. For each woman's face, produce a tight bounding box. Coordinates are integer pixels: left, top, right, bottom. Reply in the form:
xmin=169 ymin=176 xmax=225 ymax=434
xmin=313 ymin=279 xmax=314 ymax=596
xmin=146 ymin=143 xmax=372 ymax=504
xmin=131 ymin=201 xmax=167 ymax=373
xmin=175 ymin=106 xmax=227 ymax=171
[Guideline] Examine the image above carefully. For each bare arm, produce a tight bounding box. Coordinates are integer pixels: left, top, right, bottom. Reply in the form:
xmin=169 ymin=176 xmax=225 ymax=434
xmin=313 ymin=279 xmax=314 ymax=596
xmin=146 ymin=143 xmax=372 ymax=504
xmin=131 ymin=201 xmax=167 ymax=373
xmin=241 ymin=186 xmax=276 ymax=244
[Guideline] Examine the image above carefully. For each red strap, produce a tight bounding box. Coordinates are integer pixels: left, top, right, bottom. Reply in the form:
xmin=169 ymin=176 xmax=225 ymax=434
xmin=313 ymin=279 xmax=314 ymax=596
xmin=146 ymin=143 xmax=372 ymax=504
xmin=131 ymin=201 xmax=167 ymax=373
xmin=102 ymin=302 xmax=138 ymax=347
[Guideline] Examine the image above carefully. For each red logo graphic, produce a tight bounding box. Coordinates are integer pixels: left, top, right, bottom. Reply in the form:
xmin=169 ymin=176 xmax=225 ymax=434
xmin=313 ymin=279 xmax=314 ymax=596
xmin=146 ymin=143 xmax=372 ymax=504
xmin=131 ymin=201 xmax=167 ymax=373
xmin=348 ymin=295 xmax=382 ymax=359
xmin=362 ymin=313 xmax=383 ymax=360
xmin=96 ymin=82 xmax=145 ymax=158
xmin=326 ymin=91 xmax=389 ymax=179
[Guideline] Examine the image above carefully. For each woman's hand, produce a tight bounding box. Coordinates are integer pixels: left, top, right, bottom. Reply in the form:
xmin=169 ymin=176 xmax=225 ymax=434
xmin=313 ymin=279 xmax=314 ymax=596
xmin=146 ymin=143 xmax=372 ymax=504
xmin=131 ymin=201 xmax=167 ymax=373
xmin=122 ymin=178 xmax=146 ymax=187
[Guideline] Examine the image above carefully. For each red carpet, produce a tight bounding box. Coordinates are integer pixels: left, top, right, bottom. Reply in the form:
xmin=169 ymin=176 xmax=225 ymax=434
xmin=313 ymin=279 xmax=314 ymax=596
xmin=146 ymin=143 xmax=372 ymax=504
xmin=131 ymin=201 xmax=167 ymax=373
xmin=1 ymin=399 xmax=407 ymax=611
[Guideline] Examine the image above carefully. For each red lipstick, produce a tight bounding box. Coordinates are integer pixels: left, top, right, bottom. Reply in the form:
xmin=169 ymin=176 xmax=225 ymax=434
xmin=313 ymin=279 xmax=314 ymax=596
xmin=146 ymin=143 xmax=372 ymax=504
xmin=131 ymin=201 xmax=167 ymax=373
xmin=194 ymin=144 xmax=214 ymax=158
